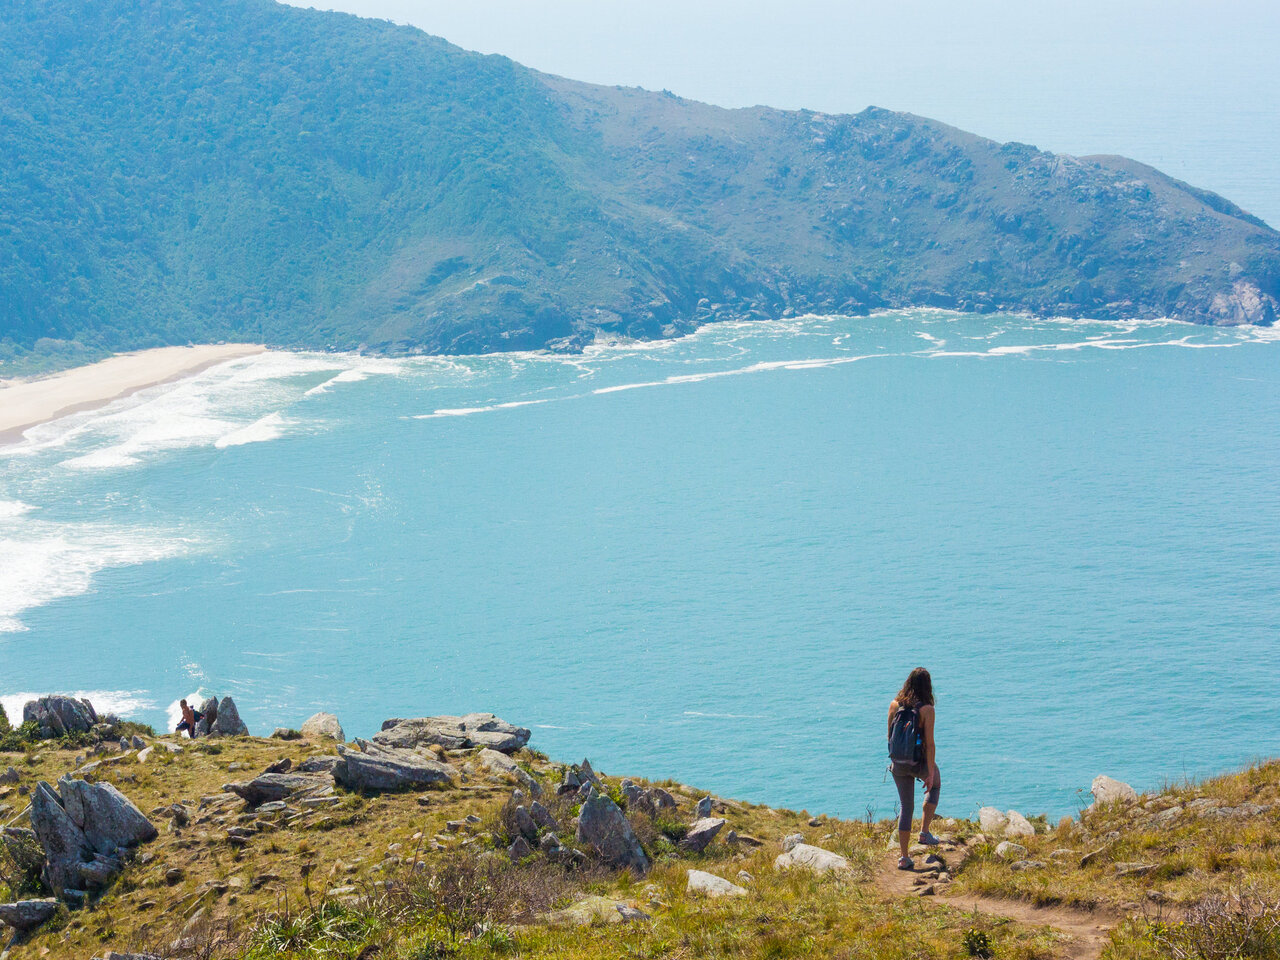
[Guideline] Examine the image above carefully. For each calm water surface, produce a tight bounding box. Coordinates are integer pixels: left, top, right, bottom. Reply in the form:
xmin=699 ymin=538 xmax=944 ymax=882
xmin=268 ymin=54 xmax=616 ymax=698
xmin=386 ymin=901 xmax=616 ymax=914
xmin=3 ymin=311 xmax=1278 ymax=819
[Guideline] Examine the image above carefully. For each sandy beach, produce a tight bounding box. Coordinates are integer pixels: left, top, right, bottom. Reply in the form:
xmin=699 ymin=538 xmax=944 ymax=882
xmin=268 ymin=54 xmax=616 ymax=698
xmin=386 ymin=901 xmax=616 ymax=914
xmin=0 ymin=343 xmax=266 ymax=444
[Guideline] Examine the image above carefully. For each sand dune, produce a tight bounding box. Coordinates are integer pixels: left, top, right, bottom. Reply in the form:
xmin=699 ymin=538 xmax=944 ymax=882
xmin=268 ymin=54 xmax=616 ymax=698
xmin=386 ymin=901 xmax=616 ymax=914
xmin=0 ymin=344 xmax=266 ymax=443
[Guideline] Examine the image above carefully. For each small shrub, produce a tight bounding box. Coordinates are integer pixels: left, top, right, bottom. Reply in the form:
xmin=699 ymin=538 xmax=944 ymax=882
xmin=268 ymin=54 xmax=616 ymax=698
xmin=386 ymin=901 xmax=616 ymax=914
xmin=1149 ymin=891 xmax=1280 ymax=959
xmin=963 ymin=927 xmax=994 ymax=958
xmin=0 ymin=702 xmax=8 ymax=733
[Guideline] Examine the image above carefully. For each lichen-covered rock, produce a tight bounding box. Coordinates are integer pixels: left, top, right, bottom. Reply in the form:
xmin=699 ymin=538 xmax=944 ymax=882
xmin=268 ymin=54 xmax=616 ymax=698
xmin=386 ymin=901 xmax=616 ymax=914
xmin=0 ymin=898 xmax=58 ymax=933
xmin=209 ymin=697 xmax=249 ymax=736
xmin=22 ymin=697 xmax=98 ymax=739
xmin=333 ymin=740 xmax=453 ymax=791
xmin=30 ymin=777 xmax=156 ymax=897
xmin=374 ymin=714 xmax=530 ymax=753
xmin=301 ymin=712 xmax=345 ymax=742
xmin=679 ymin=817 xmax=725 ymax=853
xmin=576 ymin=787 xmax=649 ymax=874
xmin=224 ymin=773 xmax=332 ymax=808
xmin=978 ymin=807 xmax=1008 ymax=833
xmin=478 ymin=747 xmax=518 ymax=775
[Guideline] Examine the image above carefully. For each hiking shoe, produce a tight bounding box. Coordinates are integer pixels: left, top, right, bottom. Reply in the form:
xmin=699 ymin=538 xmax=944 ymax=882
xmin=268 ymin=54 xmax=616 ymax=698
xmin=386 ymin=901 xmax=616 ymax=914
xmin=897 ymin=856 xmax=914 ymax=870
xmin=918 ymin=830 xmax=941 ymax=846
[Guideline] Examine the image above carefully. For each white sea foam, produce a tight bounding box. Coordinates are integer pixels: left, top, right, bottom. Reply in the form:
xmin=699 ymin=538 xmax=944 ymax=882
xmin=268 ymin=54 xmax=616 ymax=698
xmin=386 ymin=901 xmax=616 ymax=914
xmin=215 ymin=412 xmax=287 ymax=448
xmin=0 ymin=518 xmax=191 ymax=632
xmin=0 ymin=689 xmax=156 ymax=723
xmin=0 ymin=500 xmax=34 ymax=518
xmin=415 ymin=398 xmax=558 ymax=419
xmin=593 ymin=355 xmax=875 ymax=394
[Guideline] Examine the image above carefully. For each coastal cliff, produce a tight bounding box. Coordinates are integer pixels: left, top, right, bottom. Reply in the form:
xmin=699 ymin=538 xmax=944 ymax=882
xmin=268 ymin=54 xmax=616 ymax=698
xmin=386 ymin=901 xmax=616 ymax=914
xmin=0 ymin=698 xmax=1276 ymax=959
xmin=1 ymin=0 xmax=1278 ymax=370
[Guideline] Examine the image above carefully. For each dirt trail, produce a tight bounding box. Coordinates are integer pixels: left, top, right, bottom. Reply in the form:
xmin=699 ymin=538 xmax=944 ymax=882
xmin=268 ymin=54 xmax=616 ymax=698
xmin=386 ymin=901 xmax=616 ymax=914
xmin=873 ymin=846 xmax=1118 ymax=960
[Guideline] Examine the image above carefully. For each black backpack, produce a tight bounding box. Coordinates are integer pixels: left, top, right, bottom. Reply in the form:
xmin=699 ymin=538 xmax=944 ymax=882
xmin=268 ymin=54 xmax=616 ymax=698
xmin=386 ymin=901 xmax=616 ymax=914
xmin=888 ymin=703 xmax=924 ymax=764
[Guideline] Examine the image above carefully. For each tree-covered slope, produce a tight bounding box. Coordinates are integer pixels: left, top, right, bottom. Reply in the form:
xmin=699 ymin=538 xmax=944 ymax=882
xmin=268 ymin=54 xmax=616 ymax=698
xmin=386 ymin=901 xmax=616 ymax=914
xmin=1 ymin=0 xmax=1277 ymax=363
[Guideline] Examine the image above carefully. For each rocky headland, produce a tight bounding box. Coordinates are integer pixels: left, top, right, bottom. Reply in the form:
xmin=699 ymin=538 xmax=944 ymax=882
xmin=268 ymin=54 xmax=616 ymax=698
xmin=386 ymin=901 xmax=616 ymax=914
xmin=0 ymin=695 xmax=1276 ymax=960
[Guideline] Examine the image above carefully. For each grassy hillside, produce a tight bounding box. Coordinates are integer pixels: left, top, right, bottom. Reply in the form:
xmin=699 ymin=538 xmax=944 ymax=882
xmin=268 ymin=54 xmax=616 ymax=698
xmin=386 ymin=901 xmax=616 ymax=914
xmin=1 ymin=0 xmax=1278 ymax=371
xmin=1 ymin=722 xmax=1277 ymax=960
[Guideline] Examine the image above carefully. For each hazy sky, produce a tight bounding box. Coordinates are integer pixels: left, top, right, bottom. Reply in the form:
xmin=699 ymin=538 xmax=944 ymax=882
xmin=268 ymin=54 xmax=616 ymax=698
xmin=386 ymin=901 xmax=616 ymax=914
xmin=282 ymin=0 xmax=1280 ymax=224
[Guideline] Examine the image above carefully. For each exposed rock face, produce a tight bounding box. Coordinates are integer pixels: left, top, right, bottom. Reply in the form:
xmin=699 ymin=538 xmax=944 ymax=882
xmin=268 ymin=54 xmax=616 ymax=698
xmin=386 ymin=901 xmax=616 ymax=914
xmin=22 ymin=697 xmax=98 ymax=739
xmin=1091 ymin=775 xmax=1138 ymax=807
xmin=545 ymin=895 xmax=642 ymax=927
xmin=297 ymin=756 xmax=344 ymax=775
xmin=575 ymin=787 xmax=649 ymax=874
xmin=773 ymin=843 xmax=851 ymax=875
xmin=224 ymin=773 xmax=332 ymax=808
xmin=374 ymin=714 xmax=530 ymax=753
xmin=0 ymin=898 xmax=58 ymax=933
xmin=30 ymin=777 xmax=157 ymax=898
xmin=301 ymin=712 xmax=345 ymax=742
xmin=679 ymin=817 xmax=726 ymax=853
xmin=333 ymin=740 xmax=453 ymax=791
xmin=686 ymin=869 xmax=746 ymax=897
xmin=1209 ymin=280 xmax=1279 ymax=326
xmin=209 ymin=697 xmax=249 ymax=736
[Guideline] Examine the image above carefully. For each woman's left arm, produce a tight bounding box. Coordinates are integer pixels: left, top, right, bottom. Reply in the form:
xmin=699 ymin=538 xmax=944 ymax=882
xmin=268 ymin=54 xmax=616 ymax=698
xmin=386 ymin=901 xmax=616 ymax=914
xmin=921 ymin=705 xmax=938 ymax=790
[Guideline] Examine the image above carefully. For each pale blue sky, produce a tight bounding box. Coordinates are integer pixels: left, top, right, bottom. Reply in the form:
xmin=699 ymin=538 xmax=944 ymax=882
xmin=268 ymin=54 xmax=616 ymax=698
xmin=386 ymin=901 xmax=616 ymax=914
xmin=283 ymin=0 xmax=1280 ymax=225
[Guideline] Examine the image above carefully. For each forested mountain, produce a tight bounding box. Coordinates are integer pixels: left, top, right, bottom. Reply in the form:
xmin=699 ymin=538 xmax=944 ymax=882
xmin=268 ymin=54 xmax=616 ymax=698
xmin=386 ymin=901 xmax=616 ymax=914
xmin=1 ymin=0 xmax=1277 ymax=365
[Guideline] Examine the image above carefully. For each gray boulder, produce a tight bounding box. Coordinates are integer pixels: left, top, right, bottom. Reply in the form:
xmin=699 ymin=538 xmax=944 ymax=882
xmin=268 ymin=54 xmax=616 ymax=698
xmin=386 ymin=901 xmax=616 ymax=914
xmin=478 ymin=747 xmax=518 ymax=775
xmin=651 ymin=788 xmax=677 ymax=813
xmin=575 ymin=787 xmax=649 ymax=874
xmin=679 ymin=817 xmax=725 ymax=853
xmin=297 ymin=755 xmax=344 ymax=775
xmin=695 ymin=796 xmax=713 ymax=818
xmin=1091 ymin=775 xmax=1138 ymax=807
xmin=686 ymin=869 xmax=746 ymax=898
xmin=515 ymin=805 xmax=538 ymax=841
xmin=0 ymin=898 xmax=58 ymax=933
xmin=224 ymin=773 xmax=332 ymax=808
xmin=773 ymin=843 xmax=851 ymax=875
xmin=530 ymin=800 xmax=559 ymax=833
xmin=22 ymin=697 xmax=97 ymax=739
xmin=30 ymin=777 xmax=156 ymax=897
xmin=209 ymin=697 xmax=248 ymax=736
xmin=301 ymin=712 xmax=345 ymax=742
xmin=333 ymin=740 xmax=453 ymax=791
xmin=374 ymin=713 xmax=530 ymax=753
xmin=995 ymin=840 xmax=1028 ymax=860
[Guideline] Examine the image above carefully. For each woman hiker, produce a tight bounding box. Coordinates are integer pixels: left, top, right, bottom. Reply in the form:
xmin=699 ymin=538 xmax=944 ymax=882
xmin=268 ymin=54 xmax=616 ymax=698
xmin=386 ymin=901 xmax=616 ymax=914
xmin=887 ymin=666 xmax=941 ymax=870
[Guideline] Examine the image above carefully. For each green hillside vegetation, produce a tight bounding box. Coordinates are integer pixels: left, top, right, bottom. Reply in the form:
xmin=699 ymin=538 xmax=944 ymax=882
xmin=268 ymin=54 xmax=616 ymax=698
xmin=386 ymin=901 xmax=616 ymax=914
xmin=1 ymin=0 xmax=1278 ymax=372
xmin=1 ymin=721 xmax=1278 ymax=960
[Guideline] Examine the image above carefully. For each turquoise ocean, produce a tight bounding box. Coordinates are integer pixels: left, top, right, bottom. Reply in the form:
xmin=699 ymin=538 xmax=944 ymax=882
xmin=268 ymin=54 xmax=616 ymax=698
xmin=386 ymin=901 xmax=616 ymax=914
xmin=2 ymin=310 xmax=1278 ymax=819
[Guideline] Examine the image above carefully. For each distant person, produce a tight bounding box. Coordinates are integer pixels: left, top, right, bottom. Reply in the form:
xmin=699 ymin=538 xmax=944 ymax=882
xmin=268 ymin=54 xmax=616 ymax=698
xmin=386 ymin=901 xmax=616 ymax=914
xmin=887 ymin=666 xmax=940 ymax=870
xmin=175 ymin=699 xmax=202 ymax=739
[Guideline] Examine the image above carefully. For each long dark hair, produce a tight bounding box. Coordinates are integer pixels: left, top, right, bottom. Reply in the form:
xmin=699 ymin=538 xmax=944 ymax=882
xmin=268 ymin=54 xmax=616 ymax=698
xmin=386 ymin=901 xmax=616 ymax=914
xmin=896 ymin=667 xmax=934 ymax=707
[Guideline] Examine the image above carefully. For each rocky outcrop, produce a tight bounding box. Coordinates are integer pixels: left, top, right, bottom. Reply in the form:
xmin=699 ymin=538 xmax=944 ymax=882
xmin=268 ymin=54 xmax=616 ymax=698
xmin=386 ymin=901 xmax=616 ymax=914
xmin=576 ymin=787 xmax=649 ymax=874
xmin=374 ymin=714 xmax=530 ymax=753
xmin=0 ymin=898 xmax=58 ymax=934
xmin=209 ymin=697 xmax=249 ymax=737
xmin=22 ymin=697 xmax=98 ymax=739
xmin=773 ymin=843 xmax=851 ymax=875
xmin=333 ymin=740 xmax=453 ymax=791
xmin=224 ymin=773 xmax=332 ymax=808
xmin=478 ymin=747 xmax=518 ymax=775
xmin=1208 ymin=280 xmax=1279 ymax=326
xmin=301 ymin=712 xmax=345 ymax=742
xmin=29 ymin=777 xmax=156 ymax=899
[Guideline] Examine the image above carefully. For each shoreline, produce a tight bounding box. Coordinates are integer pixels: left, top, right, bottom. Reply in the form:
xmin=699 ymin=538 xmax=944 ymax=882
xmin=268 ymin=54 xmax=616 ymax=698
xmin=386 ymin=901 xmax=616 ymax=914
xmin=0 ymin=343 xmax=266 ymax=445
